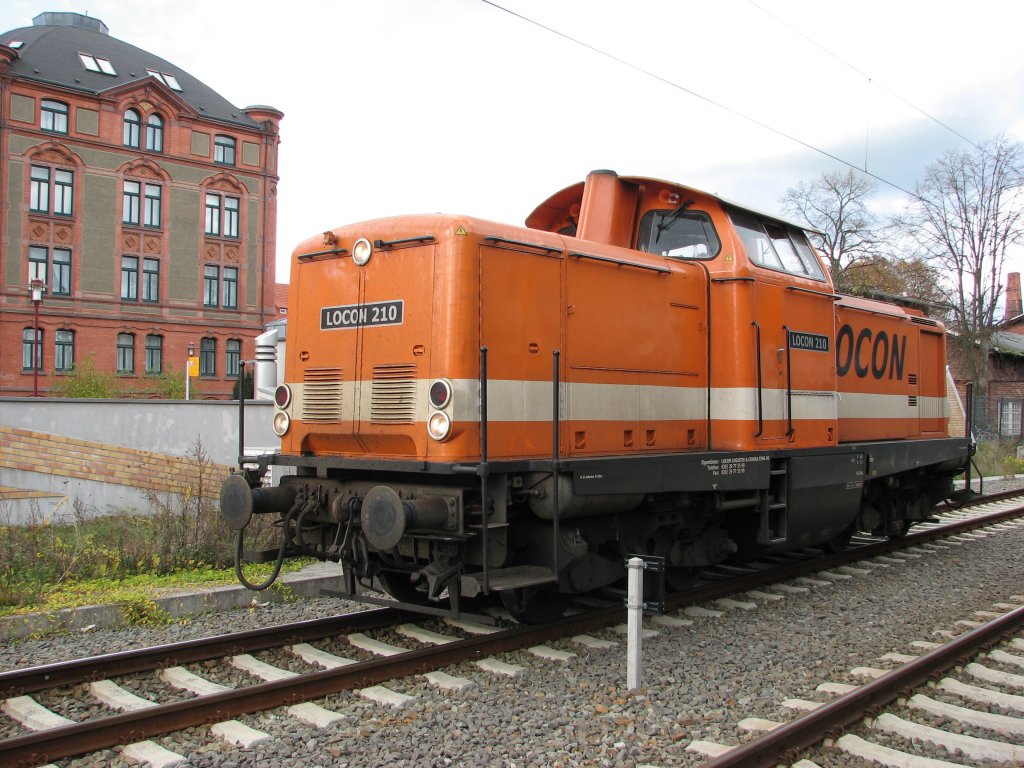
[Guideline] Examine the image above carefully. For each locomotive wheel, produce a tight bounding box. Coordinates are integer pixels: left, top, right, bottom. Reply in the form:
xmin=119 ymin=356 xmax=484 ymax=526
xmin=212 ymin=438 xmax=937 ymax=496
xmin=887 ymin=520 xmax=912 ymax=540
xmin=500 ymin=586 xmax=569 ymax=624
xmin=823 ymin=525 xmax=855 ymax=554
xmin=666 ymin=567 xmax=701 ymax=591
xmin=378 ymin=571 xmax=430 ymax=605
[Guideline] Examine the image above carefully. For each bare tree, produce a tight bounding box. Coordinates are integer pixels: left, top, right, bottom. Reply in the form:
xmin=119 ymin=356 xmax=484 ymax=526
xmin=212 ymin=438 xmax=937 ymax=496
xmin=894 ymin=134 xmax=1024 ymax=393
xmin=781 ymin=169 xmax=879 ymax=292
xmin=843 ymin=253 xmax=946 ymax=309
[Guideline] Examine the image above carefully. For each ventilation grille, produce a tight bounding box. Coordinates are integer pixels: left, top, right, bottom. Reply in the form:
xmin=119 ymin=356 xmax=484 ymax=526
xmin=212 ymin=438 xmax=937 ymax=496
xmin=908 ymin=395 xmax=918 ymax=407
xmin=301 ymin=367 xmax=343 ymax=422
xmin=908 ymin=374 xmax=918 ymax=385
xmin=371 ymin=364 xmax=417 ymax=423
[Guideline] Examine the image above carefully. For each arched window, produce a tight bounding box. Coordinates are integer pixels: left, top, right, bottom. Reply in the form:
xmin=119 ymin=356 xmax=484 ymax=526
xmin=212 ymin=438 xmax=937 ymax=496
xmin=200 ymin=337 xmax=216 ymax=376
xmin=124 ymin=109 xmax=140 ymax=147
xmin=22 ymin=328 xmax=43 ymax=371
xmin=116 ymin=332 xmax=135 ymax=373
xmin=146 ymin=114 xmax=163 ymax=152
xmin=145 ymin=334 xmax=163 ymax=374
xmin=214 ymin=135 xmax=236 ymax=165
xmin=55 ymin=330 xmax=74 ymax=372
xmin=226 ymin=339 xmax=241 ymax=377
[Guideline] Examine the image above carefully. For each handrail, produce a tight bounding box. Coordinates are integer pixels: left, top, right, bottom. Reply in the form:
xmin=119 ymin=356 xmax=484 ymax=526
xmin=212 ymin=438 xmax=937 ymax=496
xmin=483 ymin=235 xmax=562 ymax=256
xmin=552 ymin=350 xmax=561 ymax=578
xmin=782 ymin=324 xmax=794 ymax=437
xmin=568 ymin=251 xmax=670 ymax=274
xmin=479 ymin=346 xmax=490 ymax=595
xmin=752 ymin=323 xmax=763 ymax=438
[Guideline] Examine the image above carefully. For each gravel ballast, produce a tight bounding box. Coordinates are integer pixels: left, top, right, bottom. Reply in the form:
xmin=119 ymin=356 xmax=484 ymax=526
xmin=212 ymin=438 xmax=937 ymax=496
xmin=3 ymin=514 xmax=1024 ymax=767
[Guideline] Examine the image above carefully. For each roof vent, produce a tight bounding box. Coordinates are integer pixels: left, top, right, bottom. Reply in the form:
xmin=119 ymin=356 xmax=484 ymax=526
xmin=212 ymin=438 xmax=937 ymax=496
xmin=32 ymin=12 xmax=109 ymax=35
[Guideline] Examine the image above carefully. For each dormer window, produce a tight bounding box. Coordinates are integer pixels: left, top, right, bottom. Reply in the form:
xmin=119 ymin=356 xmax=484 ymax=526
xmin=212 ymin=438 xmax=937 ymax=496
xmin=146 ymin=69 xmax=182 ymax=91
xmin=79 ymin=52 xmax=116 ymax=75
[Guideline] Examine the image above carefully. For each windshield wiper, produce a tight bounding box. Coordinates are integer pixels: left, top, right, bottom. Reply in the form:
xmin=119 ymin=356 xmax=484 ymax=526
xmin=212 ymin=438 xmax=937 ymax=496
xmin=654 ymin=199 xmax=694 ymax=243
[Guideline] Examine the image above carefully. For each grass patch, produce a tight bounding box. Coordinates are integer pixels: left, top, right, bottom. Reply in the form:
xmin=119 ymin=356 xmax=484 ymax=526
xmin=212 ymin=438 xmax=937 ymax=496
xmin=0 ymin=561 xmax=309 ymax=620
xmin=971 ymin=439 xmax=1024 ymax=479
xmin=0 ymin=437 xmax=315 ymax=623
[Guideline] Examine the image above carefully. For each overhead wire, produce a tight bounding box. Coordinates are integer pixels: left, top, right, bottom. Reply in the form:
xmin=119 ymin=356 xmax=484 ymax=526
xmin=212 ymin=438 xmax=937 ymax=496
xmin=477 ymin=0 xmax=985 ymax=200
xmin=745 ymin=0 xmax=983 ymax=153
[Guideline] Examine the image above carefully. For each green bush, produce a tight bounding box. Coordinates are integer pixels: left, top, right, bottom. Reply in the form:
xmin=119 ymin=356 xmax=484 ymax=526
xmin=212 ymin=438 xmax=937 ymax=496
xmin=971 ymin=439 xmax=1023 ymax=479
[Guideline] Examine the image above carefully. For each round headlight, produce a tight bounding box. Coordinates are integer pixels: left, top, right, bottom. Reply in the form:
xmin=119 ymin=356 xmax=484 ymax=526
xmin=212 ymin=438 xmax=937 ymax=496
xmin=352 ymin=238 xmax=373 ymax=266
xmin=429 ymin=379 xmax=452 ymax=409
xmin=427 ymin=411 xmax=452 ymax=442
xmin=273 ymin=411 xmax=291 ymax=437
xmin=274 ymin=384 xmax=292 ymax=409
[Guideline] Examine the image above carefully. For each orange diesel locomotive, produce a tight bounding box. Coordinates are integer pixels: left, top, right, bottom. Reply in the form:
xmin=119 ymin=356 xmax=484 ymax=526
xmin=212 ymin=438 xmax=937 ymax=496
xmin=221 ymin=170 xmax=969 ymax=620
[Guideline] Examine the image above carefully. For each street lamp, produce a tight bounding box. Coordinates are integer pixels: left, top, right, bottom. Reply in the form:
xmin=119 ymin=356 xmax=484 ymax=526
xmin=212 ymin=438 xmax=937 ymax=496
xmin=186 ymin=341 xmax=196 ymax=400
xmin=29 ymin=279 xmax=44 ymax=397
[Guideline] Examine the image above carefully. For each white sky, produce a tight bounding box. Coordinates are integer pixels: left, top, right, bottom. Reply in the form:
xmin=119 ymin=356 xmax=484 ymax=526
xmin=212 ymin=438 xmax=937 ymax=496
xmin=4 ymin=0 xmax=1024 ymax=285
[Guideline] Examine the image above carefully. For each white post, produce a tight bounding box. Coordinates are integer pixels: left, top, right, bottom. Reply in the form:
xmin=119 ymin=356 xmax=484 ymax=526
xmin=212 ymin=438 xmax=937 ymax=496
xmin=626 ymin=556 xmax=645 ymax=690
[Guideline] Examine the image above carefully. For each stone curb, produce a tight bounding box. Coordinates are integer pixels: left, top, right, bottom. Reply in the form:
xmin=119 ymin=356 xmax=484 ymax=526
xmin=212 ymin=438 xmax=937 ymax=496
xmin=0 ymin=562 xmax=346 ymax=641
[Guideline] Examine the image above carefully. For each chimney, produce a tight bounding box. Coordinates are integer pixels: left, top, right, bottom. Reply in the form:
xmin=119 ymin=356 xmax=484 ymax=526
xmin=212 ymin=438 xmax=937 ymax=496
xmin=1006 ymin=272 xmax=1022 ymax=321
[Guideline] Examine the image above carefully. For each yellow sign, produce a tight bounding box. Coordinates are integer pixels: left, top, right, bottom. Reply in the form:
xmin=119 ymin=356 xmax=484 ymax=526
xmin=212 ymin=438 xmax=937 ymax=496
xmin=455 ymin=226 xmax=468 ymax=236
xmin=187 ymin=356 xmax=199 ymax=377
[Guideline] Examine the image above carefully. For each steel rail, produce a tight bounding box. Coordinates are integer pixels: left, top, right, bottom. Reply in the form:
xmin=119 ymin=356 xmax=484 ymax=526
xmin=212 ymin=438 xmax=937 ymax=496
xmin=0 ymin=607 xmax=414 ymax=698
xmin=0 ymin=608 xmax=623 ymax=765
xmin=700 ymin=605 xmax=1024 ymax=768
xmin=2 ymin=492 xmax=1022 ymax=765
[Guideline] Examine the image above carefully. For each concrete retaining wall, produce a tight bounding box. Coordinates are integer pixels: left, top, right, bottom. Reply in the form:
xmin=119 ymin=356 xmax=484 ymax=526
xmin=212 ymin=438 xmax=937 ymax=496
xmin=0 ymin=398 xmax=277 ymax=523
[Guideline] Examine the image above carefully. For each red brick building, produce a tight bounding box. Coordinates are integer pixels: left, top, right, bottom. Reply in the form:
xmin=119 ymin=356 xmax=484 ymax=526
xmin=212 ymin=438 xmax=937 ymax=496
xmin=0 ymin=12 xmax=282 ymax=398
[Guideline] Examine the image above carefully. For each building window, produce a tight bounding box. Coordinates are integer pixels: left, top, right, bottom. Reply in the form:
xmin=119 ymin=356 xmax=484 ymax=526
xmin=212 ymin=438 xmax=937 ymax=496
xmin=146 ymin=69 xmax=182 ymax=91
xmin=22 ymin=328 xmax=43 ymax=371
xmin=52 ymin=249 xmax=71 ymax=296
xmin=203 ymin=265 xmax=219 ymax=307
xmin=30 ymin=166 xmax=50 ymax=212
xmin=143 ymin=183 xmax=162 ymax=227
xmin=28 ymin=245 xmax=48 ymax=284
xmin=145 ymin=334 xmax=163 ymax=374
xmin=79 ymin=52 xmax=116 ymax=75
xmin=226 ymin=338 xmax=241 ymax=377
xmin=55 ymin=329 xmax=74 ymax=372
xmin=204 ymin=193 xmax=221 ymax=236
xmin=124 ymin=109 xmax=140 ymax=147
xmin=223 ymin=266 xmax=238 ymax=309
xmin=214 ymin=135 xmax=236 ymax=165
xmin=116 ymin=333 xmax=135 ymax=374
xmin=205 ymin=193 xmax=240 ymax=238
xmin=41 ymin=100 xmax=68 ymax=133
xmin=146 ymin=114 xmax=163 ymax=152
xmin=121 ymin=255 xmax=139 ymax=301
xmin=200 ymin=337 xmax=216 ymax=376
xmin=30 ymin=166 xmax=73 ymax=215
xmin=123 ymin=180 xmax=140 ymax=224
xmin=224 ymin=196 xmax=240 ymax=238
xmin=142 ymin=258 xmax=160 ymax=303
xmin=999 ymin=400 xmax=1022 ymax=438
xmin=54 ymin=170 xmax=73 ymax=215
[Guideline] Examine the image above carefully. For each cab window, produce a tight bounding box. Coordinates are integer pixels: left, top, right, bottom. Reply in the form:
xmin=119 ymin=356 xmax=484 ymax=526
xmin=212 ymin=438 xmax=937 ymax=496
xmin=636 ymin=210 xmax=720 ymax=260
xmin=728 ymin=208 xmax=825 ymax=280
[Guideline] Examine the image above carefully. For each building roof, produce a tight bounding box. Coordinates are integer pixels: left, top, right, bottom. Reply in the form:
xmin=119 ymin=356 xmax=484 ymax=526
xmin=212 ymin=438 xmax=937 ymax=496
xmin=1 ymin=12 xmax=260 ymax=129
xmin=274 ymin=283 xmax=289 ymax=315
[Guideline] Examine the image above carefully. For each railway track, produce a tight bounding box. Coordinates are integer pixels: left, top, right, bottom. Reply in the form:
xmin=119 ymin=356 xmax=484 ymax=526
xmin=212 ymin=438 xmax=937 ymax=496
xmin=2 ymin=490 xmax=1023 ymax=767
